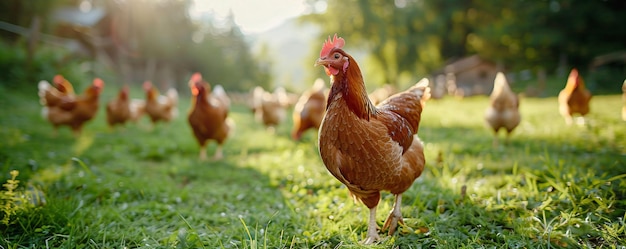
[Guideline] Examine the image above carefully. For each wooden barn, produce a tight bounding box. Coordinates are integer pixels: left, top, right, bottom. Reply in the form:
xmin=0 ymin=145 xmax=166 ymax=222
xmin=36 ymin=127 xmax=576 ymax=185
xmin=433 ymin=55 xmax=500 ymax=98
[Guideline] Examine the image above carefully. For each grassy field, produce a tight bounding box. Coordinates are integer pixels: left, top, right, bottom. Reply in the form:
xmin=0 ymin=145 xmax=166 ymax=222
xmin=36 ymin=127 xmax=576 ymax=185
xmin=0 ymin=82 xmax=625 ymax=248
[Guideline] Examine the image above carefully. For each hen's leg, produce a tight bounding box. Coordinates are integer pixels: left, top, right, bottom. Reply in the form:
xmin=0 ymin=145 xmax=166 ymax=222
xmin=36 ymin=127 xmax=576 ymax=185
xmin=575 ymin=116 xmax=586 ymax=126
xmin=72 ymin=128 xmax=82 ymax=138
xmin=563 ymin=115 xmax=573 ymax=125
xmin=505 ymin=130 xmax=513 ymax=145
xmin=383 ymin=194 xmax=404 ymax=236
xmin=213 ymin=146 xmax=223 ymax=160
xmin=363 ymin=207 xmax=381 ymax=244
xmin=492 ymin=135 xmax=499 ymax=148
xmin=198 ymin=145 xmax=207 ymax=161
xmin=491 ymin=129 xmax=499 ymax=148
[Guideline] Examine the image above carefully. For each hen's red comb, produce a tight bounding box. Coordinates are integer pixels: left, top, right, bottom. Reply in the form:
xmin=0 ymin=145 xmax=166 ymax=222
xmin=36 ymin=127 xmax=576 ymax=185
xmin=53 ymin=75 xmax=65 ymax=84
xmin=143 ymin=81 xmax=152 ymax=91
xmin=320 ymin=34 xmax=345 ymax=58
xmin=93 ymin=78 xmax=104 ymax=88
xmin=191 ymin=72 xmax=202 ymax=83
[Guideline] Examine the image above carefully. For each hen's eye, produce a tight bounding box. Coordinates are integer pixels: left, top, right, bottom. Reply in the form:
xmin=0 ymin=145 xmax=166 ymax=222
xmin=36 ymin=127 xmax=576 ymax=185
xmin=334 ymin=53 xmax=340 ymax=59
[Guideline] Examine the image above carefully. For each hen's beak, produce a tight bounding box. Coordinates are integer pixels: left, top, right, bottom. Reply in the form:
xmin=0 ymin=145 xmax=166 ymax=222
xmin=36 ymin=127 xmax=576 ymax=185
xmin=314 ymin=57 xmax=328 ymax=67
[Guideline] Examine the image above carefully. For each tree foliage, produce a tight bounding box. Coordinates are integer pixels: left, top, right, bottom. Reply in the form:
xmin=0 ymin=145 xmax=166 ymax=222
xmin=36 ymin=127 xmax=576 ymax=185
xmin=101 ymin=0 xmax=269 ymax=91
xmin=0 ymin=0 xmax=270 ymax=92
xmin=303 ymin=0 xmax=626 ymax=87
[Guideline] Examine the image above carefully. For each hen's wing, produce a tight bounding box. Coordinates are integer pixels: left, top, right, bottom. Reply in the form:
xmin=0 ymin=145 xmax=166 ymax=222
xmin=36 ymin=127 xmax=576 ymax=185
xmin=375 ymin=79 xmax=430 ymax=152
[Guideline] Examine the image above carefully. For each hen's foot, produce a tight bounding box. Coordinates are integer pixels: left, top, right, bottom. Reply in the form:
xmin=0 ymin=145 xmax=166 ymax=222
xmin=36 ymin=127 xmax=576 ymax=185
xmin=382 ymin=212 xmax=404 ymax=235
xmin=383 ymin=194 xmax=404 ymax=235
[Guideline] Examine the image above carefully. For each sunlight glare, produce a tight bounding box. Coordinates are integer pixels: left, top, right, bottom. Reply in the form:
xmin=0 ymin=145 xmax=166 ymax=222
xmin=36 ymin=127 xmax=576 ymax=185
xmin=189 ymin=0 xmax=309 ymax=34
xmin=79 ymin=0 xmax=92 ymax=12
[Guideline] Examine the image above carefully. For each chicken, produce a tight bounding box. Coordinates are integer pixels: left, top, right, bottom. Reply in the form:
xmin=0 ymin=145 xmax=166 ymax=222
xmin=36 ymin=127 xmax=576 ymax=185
xmin=106 ymin=86 xmax=131 ymax=127
xmin=484 ymin=72 xmax=521 ymax=146
xmin=38 ymin=78 xmax=104 ymax=136
xmin=291 ymin=78 xmax=328 ymax=140
xmin=187 ymin=73 xmax=232 ymax=160
xmin=106 ymin=86 xmax=133 ymax=127
xmin=315 ymin=34 xmax=430 ymax=244
xmin=622 ymin=80 xmax=626 ymax=121
xmin=129 ymin=98 xmax=146 ymax=123
xmin=558 ymin=68 xmax=592 ymax=125
xmin=260 ymin=87 xmax=290 ymax=131
xmin=143 ymin=81 xmax=179 ymax=124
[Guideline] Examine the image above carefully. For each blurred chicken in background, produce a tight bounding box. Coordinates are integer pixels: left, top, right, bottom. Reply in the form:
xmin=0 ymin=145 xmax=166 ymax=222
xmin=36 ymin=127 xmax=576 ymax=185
xmin=259 ymin=87 xmax=290 ymax=131
xmin=187 ymin=73 xmax=233 ymax=160
xmin=484 ymin=72 xmax=521 ymax=147
xmin=38 ymin=78 xmax=104 ymax=136
xmin=106 ymin=85 xmax=145 ymax=128
xmin=143 ymin=81 xmax=178 ymax=125
xmin=558 ymin=68 xmax=592 ymax=125
xmin=106 ymin=86 xmax=131 ymax=128
xmin=291 ymin=78 xmax=328 ymax=140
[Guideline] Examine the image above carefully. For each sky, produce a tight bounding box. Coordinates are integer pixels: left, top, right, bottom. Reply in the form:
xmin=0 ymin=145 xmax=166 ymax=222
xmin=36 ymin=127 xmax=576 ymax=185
xmin=189 ymin=0 xmax=311 ymax=34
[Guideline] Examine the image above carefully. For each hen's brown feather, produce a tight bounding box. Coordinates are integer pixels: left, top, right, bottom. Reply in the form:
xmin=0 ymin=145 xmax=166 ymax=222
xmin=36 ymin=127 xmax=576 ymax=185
xmin=558 ymin=68 xmax=591 ymax=124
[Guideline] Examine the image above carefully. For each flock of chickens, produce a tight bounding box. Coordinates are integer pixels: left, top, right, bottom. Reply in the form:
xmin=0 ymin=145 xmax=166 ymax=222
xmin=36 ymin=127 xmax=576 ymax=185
xmin=484 ymin=68 xmax=594 ymax=147
xmin=36 ymin=34 xmax=625 ymax=244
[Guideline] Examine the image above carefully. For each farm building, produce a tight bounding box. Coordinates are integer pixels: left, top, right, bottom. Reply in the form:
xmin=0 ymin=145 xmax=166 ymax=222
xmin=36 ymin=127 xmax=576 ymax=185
xmin=432 ymin=55 xmax=501 ymax=98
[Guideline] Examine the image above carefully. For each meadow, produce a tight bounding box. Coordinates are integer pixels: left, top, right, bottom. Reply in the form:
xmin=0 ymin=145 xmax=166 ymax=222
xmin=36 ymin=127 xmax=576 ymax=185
xmin=0 ymin=80 xmax=625 ymax=248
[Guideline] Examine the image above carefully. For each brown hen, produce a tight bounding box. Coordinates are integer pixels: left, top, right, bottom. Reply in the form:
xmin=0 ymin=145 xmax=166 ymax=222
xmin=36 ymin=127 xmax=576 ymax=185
xmin=38 ymin=78 xmax=104 ymax=136
xmin=315 ymin=34 xmax=430 ymax=244
xmin=484 ymin=72 xmax=521 ymax=146
xmin=291 ymin=78 xmax=328 ymax=140
xmin=260 ymin=87 xmax=290 ymax=130
xmin=106 ymin=86 xmax=132 ymax=128
xmin=187 ymin=73 xmax=233 ymax=160
xmin=558 ymin=68 xmax=592 ymax=125
xmin=143 ymin=81 xmax=178 ymax=124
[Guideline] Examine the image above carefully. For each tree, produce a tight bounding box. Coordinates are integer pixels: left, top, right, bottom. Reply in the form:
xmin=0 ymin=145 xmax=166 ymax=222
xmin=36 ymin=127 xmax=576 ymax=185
xmin=302 ymin=0 xmax=626 ymax=88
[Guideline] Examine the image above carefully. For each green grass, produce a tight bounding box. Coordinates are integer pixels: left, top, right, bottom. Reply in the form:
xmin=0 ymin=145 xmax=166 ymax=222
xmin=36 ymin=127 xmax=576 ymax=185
xmin=0 ymin=83 xmax=625 ymax=248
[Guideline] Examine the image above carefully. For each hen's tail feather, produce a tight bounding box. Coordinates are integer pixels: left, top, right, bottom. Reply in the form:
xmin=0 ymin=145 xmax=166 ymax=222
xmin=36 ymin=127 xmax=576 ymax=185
xmin=38 ymin=80 xmax=52 ymax=105
xmin=408 ymin=78 xmax=431 ymax=106
xmin=167 ymin=88 xmax=178 ymax=105
xmin=376 ymin=78 xmax=430 ymax=135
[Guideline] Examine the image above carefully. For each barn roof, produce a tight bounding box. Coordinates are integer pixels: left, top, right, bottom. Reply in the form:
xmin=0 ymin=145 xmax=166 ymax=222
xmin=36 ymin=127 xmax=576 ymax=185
xmin=443 ymin=55 xmax=496 ymax=74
